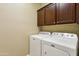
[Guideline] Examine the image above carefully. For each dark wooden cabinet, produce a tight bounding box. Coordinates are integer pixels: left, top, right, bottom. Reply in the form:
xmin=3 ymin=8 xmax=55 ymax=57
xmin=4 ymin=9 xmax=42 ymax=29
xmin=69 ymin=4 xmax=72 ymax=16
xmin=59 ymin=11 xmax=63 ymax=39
xmin=76 ymin=3 xmax=79 ymax=24
xmin=37 ymin=3 xmax=56 ymax=26
xmin=37 ymin=3 xmax=78 ymax=26
xmin=56 ymin=3 xmax=76 ymax=24
xmin=37 ymin=8 xmax=45 ymax=26
xmin=45 ymin=3 xmax=56 ymax=25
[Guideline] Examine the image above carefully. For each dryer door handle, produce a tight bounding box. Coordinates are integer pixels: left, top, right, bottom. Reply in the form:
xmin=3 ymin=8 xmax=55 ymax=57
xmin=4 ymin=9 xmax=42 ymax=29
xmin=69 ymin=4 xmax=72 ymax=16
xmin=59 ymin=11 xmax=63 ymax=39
xmin=51 ymin=44 xmax=55 ymax=47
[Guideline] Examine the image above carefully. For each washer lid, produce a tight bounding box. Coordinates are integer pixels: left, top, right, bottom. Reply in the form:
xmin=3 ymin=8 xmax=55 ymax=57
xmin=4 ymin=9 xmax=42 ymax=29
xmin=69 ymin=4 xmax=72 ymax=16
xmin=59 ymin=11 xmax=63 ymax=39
xmin=51 ymin=32 xmax=78 ymax=49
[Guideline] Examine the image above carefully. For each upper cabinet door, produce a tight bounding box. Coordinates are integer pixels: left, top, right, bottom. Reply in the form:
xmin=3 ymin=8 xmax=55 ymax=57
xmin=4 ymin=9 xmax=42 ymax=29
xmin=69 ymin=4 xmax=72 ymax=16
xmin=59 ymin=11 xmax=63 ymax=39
xmin=56 ymin=3 xmax=76 ymax=24
xmin=37 ymin=8 xmax=45 ymax=26
xmin=76 ymin=3 xmax=79 ymax=24
xmin=45 ymin=3 xmax=56 ymax=25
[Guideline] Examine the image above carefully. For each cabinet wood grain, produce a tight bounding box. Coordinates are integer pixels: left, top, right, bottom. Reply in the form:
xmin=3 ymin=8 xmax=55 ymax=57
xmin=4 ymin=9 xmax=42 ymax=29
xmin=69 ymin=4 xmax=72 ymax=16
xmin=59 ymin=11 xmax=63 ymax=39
xmin=76 ymin=3 xmax=79 ymax=24
xmin=45 ymin=4 xmax=56 ymax=25
xmin=56 ymin=3 xmax=76 ymax=24
xmin=37 ymin=8 xmax=45 ymax=26
xmin=37 ymin=3 xmax=77 ymax=26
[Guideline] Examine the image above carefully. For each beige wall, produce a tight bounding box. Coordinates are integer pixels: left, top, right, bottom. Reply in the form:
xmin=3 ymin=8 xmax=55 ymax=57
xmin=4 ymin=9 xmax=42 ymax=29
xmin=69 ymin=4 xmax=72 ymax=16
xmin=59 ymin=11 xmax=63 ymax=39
xmin=40 ymin=23 xmax=79 ymax=35
xmin=40 ymin=3 xmax=79 ymax=36
xmin=40 ymin=3 xmax=48 ymax=7
xmin=0 ymin=3 xmax=40 ymax=55
xmin=0 ymin=3 xmax=78 ymax=56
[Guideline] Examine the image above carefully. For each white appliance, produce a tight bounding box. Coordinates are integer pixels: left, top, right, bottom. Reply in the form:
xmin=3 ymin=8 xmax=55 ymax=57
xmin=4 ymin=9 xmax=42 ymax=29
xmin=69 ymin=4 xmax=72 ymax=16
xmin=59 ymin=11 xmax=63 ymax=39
xmin=42 ymin=41 xmax=69 ymax=56
xmin=42 ymin=32 xmax=78 ymax=56
xmin=30 ymin=32 xmax=78 ymax=56
xmin=29 ymin=32 xmax=51 ymax=56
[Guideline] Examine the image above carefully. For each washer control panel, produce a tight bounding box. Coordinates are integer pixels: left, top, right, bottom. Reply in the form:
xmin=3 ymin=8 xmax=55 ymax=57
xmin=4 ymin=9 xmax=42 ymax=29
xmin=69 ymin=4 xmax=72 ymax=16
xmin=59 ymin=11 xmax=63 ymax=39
xmin=51 ymin=32 xmax=78 ymax=40
xmin=51 ymin=32 xmax=78 ymax=49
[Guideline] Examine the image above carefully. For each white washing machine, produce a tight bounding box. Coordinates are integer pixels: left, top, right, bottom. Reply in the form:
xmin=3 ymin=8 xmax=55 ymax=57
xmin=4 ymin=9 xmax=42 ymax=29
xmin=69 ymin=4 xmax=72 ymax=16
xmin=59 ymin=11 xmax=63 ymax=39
xmin=42 ymin=32 xmax=78 ymax=56
xmin=29 ymin=32 xmax=51 ymax=56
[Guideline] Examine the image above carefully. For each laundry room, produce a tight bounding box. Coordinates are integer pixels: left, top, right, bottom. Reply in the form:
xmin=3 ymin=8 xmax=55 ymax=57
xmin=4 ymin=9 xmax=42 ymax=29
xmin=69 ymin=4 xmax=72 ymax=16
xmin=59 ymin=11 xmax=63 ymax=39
xmin=0 ymin=2 xmax=79 ymax=56
xmin=30 ymin=3 xmax=79 ymax=56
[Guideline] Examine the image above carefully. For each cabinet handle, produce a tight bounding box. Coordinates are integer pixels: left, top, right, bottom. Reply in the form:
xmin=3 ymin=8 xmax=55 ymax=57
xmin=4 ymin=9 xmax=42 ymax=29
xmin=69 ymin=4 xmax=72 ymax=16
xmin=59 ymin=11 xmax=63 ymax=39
xmin=51 ymin=44 xmax=55 ymax=47
xmin=61 ymin=18 xmax=63 ymax=20
xmin=45 ymin=51 xmax=47 ymax=55
xmin=53 ymin=21 xmax=55 ymax=24
xmin=52 ymin=20 xmax=55 ymax=24
xmin=57 ymin=21 xmax=59 ymax=23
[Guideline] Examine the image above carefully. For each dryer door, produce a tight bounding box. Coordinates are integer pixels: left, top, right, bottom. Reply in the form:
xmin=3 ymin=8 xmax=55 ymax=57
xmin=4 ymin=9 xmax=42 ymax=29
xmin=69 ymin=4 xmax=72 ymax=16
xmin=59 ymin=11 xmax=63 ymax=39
xmin=42 ymin=44 xmax=69 ymax=56
xmin=30 ymin=37 xmax=41 ymax=56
